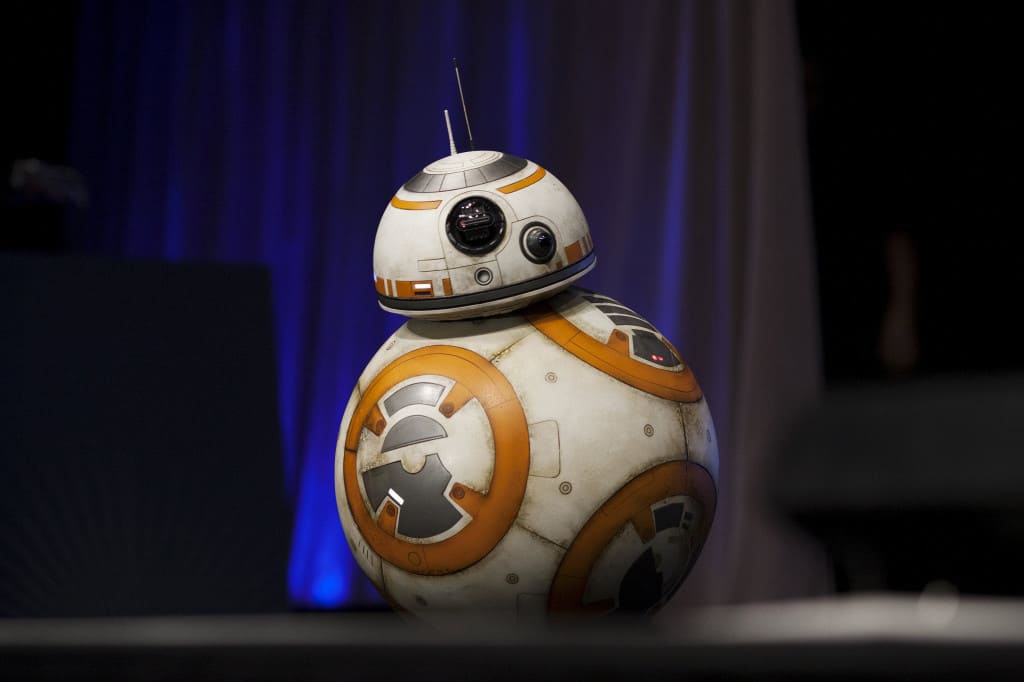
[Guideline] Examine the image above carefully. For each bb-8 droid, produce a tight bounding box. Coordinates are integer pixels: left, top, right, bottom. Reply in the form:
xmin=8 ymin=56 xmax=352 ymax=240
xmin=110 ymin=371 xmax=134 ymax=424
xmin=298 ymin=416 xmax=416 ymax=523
xmin=336 ymin=148 xmax=718 ymax=622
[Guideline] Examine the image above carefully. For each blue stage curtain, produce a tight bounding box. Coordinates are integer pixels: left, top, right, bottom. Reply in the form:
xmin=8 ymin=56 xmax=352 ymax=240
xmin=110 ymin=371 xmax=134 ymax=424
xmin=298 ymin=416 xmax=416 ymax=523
xmin=70 ymin=0 xmax=828 ymax=611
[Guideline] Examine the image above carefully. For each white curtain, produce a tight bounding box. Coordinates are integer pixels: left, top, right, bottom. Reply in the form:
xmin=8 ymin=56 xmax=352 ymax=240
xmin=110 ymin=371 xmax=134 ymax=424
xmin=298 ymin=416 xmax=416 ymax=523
xmin=540 ymin=0 xmax=832 ymax=610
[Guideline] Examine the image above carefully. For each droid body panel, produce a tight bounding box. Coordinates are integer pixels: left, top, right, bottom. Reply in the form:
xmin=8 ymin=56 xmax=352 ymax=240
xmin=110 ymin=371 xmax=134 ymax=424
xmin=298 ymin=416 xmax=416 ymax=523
xmin=373 ymin=151 xmax=596 ymax=320
xmin=335 ymin=287 xmax=718 ymax=622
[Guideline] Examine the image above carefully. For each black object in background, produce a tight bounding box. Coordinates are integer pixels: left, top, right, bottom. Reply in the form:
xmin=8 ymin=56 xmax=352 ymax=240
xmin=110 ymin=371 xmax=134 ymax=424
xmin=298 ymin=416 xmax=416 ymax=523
xmin=772 ymin=374 xmax=1024 ymax=595
xmin=785 ymin=4 xmax=1024 ymax=599
xmin=0 ymin=254 xmax=288 ymax=616
xmin=797 ymin=4 xmax=1023 ymax=382
xmin=0 ymin=2 xmax=79 ymax=253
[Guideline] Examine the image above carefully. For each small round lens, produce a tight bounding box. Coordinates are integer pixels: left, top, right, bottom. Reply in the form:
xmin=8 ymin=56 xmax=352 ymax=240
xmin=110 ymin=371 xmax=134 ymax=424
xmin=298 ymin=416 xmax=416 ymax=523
xmin=474 ymin=267 xmax=493 ymax=285
xmin=521 ymin=224 xmax=557 ymax=264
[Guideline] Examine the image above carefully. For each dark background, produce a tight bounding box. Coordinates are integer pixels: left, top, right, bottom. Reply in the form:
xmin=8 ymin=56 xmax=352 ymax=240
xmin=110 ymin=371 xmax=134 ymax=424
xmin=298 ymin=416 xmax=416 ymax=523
xmin=0 ymin=255 xmax=288 ymax=616
xmin=797 ymin=3 xmax=1021 ymax=381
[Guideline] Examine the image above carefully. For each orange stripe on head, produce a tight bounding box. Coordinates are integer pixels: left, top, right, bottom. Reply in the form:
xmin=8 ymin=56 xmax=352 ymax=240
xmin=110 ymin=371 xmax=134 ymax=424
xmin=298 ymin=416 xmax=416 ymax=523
xmin=391 ymin=196 xmax=442 ymax=210
xmin=497 ymin=166 xmax=546 ymax=194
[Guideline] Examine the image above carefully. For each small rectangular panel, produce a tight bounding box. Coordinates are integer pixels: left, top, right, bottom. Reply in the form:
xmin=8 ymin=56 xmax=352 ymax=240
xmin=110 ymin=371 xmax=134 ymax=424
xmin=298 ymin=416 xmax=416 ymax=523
xmin=440 ymin=171 xmax=467 ymax=192
xmin=564 ymin=240 xmax=583 ymax=264
xmin=394 ymin=280 xmax=434 ymax=298
xmin=417 ymin=258 xmax=448 ymax=272
xmin=421 ymin=173 xmax=444 ymax=192
xmin=464 ymin=168 xmax=486 ymax=186
xmin=528 ymin=420 xmax=561 ymax=478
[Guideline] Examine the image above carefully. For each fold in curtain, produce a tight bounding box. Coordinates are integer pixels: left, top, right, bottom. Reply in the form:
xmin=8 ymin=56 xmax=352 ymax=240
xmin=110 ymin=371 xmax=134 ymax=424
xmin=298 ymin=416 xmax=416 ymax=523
xmin=71 ymin=0 xmax=828 ymax=609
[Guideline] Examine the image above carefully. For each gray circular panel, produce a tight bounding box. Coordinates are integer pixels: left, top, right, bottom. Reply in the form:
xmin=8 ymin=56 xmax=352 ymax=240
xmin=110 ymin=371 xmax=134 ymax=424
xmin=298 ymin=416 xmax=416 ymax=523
xmin=403 ymin=154 xmax=528 ymax=193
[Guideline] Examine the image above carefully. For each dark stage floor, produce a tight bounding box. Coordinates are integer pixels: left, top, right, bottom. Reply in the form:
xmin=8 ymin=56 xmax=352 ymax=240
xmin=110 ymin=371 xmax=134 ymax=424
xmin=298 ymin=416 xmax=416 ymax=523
xmin=4 ymin=595 xmax=1024 ymax=680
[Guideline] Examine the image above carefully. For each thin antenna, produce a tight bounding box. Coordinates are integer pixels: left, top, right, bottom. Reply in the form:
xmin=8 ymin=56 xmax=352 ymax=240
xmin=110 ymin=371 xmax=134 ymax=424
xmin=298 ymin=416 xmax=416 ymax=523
xmin=453 ymin=58 xmax=475 ymax=151
xmin=443 ymin=109 xmax=457 ymax=156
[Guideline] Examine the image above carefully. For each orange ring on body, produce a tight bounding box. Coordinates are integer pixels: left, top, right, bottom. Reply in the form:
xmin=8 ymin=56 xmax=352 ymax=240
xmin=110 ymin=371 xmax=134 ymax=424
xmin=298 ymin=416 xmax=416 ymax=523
xmin=548 ymin=460 xmax=716 ymax=612
xmin=343 ymin=345 xmax=530 ymax=575
xmin=523 ymin=298 xmax=704 ymax=403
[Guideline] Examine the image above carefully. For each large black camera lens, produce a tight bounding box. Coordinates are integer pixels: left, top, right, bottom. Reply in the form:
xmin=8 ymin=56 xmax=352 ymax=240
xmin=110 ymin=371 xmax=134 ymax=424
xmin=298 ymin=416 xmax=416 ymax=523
xmin=520 ymin=224 xmax=557 ymax=263
xmin=446 ymin=197 xmax=506 ymax=255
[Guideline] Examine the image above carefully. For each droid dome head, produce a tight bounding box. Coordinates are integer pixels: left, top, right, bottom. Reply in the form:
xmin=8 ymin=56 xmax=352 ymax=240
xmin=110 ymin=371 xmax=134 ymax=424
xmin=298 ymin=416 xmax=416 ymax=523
xmin=372 ymin=150 xmax=596 ymax=320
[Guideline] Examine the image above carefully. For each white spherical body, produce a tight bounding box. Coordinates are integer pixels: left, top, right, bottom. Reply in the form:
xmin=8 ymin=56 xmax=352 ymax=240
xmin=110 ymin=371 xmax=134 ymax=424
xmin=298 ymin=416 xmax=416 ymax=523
xmin=335 ymin=287 xmax=718 ymax=622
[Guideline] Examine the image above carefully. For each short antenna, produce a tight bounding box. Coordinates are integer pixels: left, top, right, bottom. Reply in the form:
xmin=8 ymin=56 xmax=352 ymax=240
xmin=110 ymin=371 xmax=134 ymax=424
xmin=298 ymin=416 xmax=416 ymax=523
xmin=443 ymin=109 xmax=457 ymax=156
xmin=453 ymin=58 xmax=475 ymax=151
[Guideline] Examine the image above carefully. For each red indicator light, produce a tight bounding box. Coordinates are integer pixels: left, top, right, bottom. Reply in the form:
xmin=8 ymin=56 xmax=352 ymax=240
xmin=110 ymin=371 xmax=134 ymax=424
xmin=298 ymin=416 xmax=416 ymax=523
xmin=651 ymin=354 xmax=664 ymax=362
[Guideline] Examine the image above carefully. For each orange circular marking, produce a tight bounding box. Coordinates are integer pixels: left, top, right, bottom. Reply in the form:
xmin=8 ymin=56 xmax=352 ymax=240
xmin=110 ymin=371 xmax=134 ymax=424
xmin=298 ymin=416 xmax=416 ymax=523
xmin=522 ymin=301 xmax=703 ymax=402
xmin=547 ymin=460 xmax=716 ymax=612
xmin=343 ymin=345 xmax=530 ymax=575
